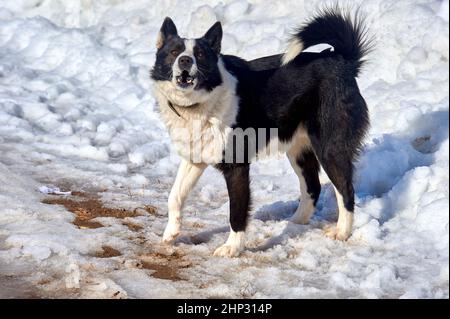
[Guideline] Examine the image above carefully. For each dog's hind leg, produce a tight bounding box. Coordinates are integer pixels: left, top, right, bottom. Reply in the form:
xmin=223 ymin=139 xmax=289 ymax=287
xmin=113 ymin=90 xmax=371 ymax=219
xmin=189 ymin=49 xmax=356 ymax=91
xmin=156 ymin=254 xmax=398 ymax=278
xmin=287 ymin=149 xmax=321 ymax=224
xmin=310 ymin=79 xmax=367 ymax=241
xmin=163 ymin=159 xmax=207 ymax=243
xmin=313 ymin=146 xmax=355 ymax=241
xmin=214 ymin=164 xmax=250 ymax=257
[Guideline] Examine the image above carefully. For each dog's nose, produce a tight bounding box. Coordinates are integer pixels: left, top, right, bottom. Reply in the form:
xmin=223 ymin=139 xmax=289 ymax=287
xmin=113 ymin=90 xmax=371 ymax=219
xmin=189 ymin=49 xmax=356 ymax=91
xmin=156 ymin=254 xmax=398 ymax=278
xmin=178 ymin=55 xmax=193 ymax=70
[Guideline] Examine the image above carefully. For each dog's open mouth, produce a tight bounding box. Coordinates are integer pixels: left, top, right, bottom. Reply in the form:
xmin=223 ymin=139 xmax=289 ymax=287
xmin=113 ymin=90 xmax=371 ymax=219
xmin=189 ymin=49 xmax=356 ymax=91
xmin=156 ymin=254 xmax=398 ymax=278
xmin=176 ymin=71 xmax=195 ymax=88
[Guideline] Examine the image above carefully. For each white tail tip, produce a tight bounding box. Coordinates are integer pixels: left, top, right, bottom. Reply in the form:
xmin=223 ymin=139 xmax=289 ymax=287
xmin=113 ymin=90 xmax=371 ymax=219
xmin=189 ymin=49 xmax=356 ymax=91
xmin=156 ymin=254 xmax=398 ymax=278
xmin=281 ymin=38 xmax=304 ymax=66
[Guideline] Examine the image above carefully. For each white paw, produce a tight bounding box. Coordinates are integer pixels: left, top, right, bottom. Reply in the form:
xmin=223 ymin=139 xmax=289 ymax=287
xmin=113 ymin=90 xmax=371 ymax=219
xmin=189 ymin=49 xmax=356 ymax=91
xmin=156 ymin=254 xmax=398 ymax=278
xmin=324 ymin=226 xmax=351 ymax=241
xmin=213 ymin=244 xmax=243 ymax=258
xmin=162 ymin=223 xmax=180 ymax=244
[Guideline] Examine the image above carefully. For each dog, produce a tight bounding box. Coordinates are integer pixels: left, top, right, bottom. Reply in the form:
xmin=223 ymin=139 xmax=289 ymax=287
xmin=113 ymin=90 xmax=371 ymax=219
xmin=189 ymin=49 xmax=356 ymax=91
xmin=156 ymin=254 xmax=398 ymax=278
xmin=150 ymin=8 xmax=371 ymax=257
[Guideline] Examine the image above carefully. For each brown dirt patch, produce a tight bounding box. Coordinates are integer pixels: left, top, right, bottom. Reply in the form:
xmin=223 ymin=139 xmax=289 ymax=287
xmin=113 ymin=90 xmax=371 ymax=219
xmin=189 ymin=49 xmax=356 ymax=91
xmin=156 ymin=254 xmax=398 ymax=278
xmin=133 ymin=205 xmax=159 ymax=215
xmin=188 ymin=222 xmax=205 ymax=229
xmin=73 ymin=218 xmax=104 ymax=229
xmin=71 ymin=191 xmax=89 ymax=198
xmin=93 ymin=246 xmax=122 ymax=258
xmin=41 ymin=195 xmax=144 ymax=229
xmin=123 ymin=221 xmax=144 ymax=232
xmin=0 ymin=276 xmax=42 ymax=299
xmin=412 ymin=135 xmax=432 ymax=153
xmin=140 ymin=251 xmax=191 ymax=281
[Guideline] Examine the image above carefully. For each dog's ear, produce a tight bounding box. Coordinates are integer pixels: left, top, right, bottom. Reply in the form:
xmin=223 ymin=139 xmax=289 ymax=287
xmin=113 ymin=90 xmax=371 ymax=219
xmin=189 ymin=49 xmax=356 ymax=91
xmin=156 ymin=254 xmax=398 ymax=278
xmin=203 ymin=22 xmax=223 ymax=55
xmin=156 ymin=17 xmax=178 ymax=49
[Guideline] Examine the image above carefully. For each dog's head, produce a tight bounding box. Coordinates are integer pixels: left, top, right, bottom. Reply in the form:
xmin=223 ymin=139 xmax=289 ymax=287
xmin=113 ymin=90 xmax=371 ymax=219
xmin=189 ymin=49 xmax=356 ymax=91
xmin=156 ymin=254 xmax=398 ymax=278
xmin=151 ymin=17 xmax=224 ymax=97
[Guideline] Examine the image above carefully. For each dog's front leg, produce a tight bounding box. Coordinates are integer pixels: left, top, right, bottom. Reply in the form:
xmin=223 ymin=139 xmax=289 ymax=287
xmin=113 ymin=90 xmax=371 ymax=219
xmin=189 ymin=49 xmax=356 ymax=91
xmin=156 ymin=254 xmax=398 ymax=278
xmin=163 ymin=159 xmax=207 ymax=243
xmin=214 ymin=164 xmax=250 ymax=257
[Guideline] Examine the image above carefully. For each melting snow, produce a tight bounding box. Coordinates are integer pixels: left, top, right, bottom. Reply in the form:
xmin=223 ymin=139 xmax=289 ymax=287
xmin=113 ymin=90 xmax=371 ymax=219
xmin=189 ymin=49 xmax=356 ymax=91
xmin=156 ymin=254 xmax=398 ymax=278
xmin=0 ymin=0 xmax=448 ymax=298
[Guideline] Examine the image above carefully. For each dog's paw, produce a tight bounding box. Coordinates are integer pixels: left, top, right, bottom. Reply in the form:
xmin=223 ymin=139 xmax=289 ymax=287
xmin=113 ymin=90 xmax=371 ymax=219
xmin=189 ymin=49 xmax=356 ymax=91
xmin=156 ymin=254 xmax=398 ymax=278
xmin=162 ymin=224 xmax=180 ymax=244
xmin=324 ymin=226 xmax=351 ymax=241
xmin=162 ymin=233 xmax=179 ymax=244
xmin=213 ymin=244 xmax=243 ymax=258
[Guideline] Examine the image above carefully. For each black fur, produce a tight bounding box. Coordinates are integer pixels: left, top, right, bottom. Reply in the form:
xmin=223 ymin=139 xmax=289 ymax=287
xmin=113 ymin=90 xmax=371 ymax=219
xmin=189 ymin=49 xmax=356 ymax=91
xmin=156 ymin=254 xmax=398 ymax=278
xmin=216 ymin=163 xmax=251 ymax=233
xmin=247 ymin=54 xmax=282 ymax=71
xmin=154 ymin=9 xmax=372 ymax=236
xmin=215 ymin=9 xmax=370 ymax=231
xmin=194 ymin=37 xmax=223 ymax=91
xmin=151 ymin=34 xmax=185 ymax=82
xmin=292 ymin=7 xmax=374 ymax=76
xmin=160 ymin=17 xmax=178 ymax=43
xmin=203 ymin=22 xmax=223 ymax=55
xmin=297 ymin=150 xmax=321 ymax=205
xmin=150 ymin=19 xmax=223 ymax=91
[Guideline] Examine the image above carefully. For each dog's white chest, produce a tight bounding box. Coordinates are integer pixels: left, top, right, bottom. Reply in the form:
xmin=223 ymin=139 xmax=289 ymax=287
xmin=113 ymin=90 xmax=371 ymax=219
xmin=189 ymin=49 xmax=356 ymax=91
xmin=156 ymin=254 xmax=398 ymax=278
xmin=153 ymin=60 xmax=239 ymax=165
xmin=164 ymin=112 xmax=231 ymax=164
xmin=154 ymin=85 xmax=238 ymax=164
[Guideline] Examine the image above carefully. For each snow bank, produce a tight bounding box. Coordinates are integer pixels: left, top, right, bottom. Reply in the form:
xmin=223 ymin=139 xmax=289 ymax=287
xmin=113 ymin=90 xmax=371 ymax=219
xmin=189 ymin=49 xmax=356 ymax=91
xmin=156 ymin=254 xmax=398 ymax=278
xmin=0 ymin=0 xmax=448 ymax=298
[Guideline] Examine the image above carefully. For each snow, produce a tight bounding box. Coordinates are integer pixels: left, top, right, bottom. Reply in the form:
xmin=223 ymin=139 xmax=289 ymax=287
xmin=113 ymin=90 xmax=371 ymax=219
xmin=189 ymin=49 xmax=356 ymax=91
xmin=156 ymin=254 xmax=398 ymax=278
xmin=38 ymin=186 xmax=71 ymax=195
xmin=0 ymin=0 xmax=448 ymax=299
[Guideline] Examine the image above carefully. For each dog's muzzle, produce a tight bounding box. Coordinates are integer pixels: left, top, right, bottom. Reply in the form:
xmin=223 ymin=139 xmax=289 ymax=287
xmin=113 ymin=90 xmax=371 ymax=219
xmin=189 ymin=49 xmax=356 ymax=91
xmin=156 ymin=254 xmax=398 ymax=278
xmin=176 ymin=70 xmax=196 ymax=88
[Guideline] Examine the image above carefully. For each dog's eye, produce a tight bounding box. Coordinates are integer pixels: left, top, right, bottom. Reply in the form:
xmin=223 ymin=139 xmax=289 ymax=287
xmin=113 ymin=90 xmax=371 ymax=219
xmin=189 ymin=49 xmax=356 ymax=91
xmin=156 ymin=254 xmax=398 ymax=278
xmin=196 ymin=51 xmax=204 ymax=58
xmin=171 ymin=50 xmax=179 ymax=56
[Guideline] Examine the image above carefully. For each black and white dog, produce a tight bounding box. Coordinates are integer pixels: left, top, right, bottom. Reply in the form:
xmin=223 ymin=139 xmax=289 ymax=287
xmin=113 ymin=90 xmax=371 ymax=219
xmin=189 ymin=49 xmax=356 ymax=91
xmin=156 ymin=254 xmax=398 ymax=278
xmin=151 ymin=8 xmax=371 ymax=257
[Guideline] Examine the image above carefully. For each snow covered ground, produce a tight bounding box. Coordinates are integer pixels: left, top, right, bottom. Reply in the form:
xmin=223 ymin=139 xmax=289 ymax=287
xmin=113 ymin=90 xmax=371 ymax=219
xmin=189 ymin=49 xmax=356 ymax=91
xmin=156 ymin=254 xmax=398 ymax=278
xmin=0 ymin=0 xmax=448 ymax=299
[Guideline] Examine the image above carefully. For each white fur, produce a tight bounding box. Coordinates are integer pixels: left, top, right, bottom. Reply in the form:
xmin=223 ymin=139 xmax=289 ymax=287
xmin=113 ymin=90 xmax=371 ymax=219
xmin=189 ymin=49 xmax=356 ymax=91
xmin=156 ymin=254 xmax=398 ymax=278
xmin=287 ymin=158 xmax=316 ymax=225
xmin=153 ymin=58 xmax=239 ymax=165
xmin=154 ymin=50 xmax=325 ymax=255
xmin=213 ymin=230 xmax=245 ymax=257
xmin=281 ymin=38 xmax=304 ymax=66
xmin=285 ymin=127 xmax=316 ymax=224
xmin=325 ymin=186 xmax=354 ymax=241
xmin=184 ymin=39 xmax=196 ymax=58
xmin=162 ymin=159 xmax=206 ymax=243
xmin=155 ymin=57 xmax=243 ymax=253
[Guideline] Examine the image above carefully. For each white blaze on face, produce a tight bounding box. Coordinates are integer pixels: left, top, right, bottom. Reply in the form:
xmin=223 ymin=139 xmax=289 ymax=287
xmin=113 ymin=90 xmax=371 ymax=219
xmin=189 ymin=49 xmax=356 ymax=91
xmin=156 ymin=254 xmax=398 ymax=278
xmin=183 ymin=39 xmax=196 ymax=59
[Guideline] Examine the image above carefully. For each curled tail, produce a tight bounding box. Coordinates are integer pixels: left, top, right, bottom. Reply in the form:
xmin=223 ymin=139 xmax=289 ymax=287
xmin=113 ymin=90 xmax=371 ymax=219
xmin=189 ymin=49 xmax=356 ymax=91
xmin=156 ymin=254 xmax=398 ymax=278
xmin=282 ymin=7 xmax=374 ymax=76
